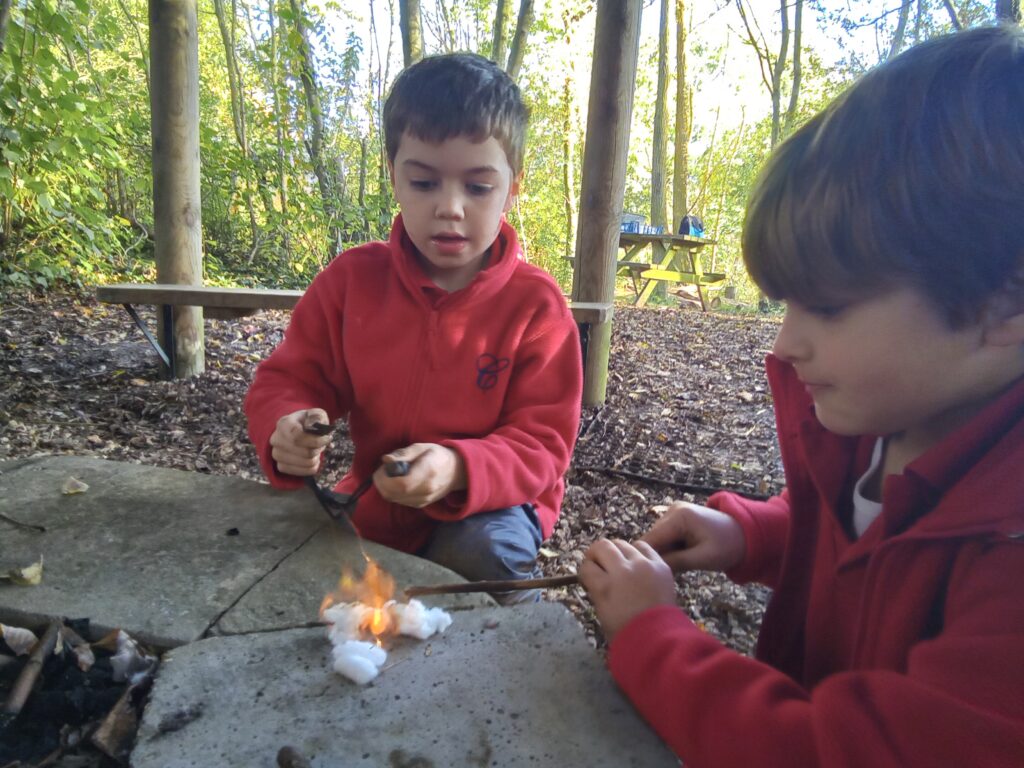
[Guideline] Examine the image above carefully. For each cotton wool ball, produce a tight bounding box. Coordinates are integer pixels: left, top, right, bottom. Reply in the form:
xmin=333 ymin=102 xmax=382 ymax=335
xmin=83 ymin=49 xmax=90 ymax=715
xmin=331 ymin=640 xmax=387 ymax=685
xmin=394 ymin=599 xmax=452 ymax=640
xmin=323 ymin=602 xmax=374 ymax=643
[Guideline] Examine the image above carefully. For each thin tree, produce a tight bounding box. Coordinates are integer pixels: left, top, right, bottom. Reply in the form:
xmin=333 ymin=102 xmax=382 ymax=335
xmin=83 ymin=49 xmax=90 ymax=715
xmin=672 ymin=0 xmax=692 ymax=228
xmin=887 ymin=0 xmax=912 ymax=59
xmin=492 ymin=0 xmax=508 ymax=65
xmin=735 ymin=0 xmax=789 ymax=148
xmin=784 ymin=0 xmax=803 ymax=129
xmin=505 ymin=0 xmax=534 ymax=80
xmin=399 ymin=0 xmax=423 ymax=67
xmin=650 ymin=0 xmax=670 ymax=230
xmin=289 ymin=0 xmax=339 ymax=254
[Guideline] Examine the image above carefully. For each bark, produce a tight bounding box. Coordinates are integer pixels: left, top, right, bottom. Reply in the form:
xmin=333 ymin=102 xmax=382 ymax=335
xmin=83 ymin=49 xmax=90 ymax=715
xmin=491 ymin=0 xmax=508 ymax=65
xmin=996 ymin=0 xmax=1021 ymax=22
xmin=672 ymin=0 xmax=691 ymax=227
xmin=149 ymin=0 xmax=205 ymax=378
xmin=505 ymin=0 xmax=534 ymax=80
xmin=399 ymin=0 xmax=423 ymax=67
xmin=887 ymin=0 xmax=911 ymax=60
xmin=768 ymin=0 xmax=789 ymax=148
xmin=562 ymin=75 xmax=576 ymax=260
xmin=268 ymin=0 xmax=290 ymax=255
xmin=650 ymin=0 xmax=670 ymax=229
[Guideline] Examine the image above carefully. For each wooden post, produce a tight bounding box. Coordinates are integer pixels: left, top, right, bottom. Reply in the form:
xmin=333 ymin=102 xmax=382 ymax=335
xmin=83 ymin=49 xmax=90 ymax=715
xmin=571 ymin=0 xmax=642 ymax=405
xmin=149 ymin=0 xmax=205 ymax=378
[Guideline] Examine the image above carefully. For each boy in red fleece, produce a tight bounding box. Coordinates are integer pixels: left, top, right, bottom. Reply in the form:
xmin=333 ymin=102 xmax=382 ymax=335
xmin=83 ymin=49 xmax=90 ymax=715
xmin=245 ymin=54 xmax=582 ymax=603
xmin=580 ymin=26 xmax=1024 ymax=766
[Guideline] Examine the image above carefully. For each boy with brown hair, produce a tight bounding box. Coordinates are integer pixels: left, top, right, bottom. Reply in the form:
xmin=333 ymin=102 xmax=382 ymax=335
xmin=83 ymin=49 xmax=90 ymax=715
xmin=580 ymin=25 xmax=1024 ymax=766
xmin=245 ymin=53 xmax=582 ymax=603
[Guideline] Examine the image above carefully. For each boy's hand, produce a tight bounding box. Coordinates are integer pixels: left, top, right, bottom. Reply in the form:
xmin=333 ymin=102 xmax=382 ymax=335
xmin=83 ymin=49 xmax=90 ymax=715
xmin=579 ymin=539 xmax=676 ymax=644
xmin=269 ymin=408 xmax=332 ymax=477
xmin=640 ymin=502 xmax=746 ymax=574
xmin=375 ymin=443 xmax=466 ymax=508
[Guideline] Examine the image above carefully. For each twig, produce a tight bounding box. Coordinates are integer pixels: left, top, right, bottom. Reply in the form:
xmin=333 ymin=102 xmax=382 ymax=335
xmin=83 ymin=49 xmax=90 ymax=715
xmin=573 ymin=465 xmax=770 ymax=501
xmin=404 ymin=574 xmax=579 ymax=598
xmin=2 ymin=619 xmax=61 ymax=716
xmin=0 ymin=512 xmax=45 ymax=533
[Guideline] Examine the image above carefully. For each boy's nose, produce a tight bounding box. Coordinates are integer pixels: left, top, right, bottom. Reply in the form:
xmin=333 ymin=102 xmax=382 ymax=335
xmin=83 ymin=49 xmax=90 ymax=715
xmin=772 ymin=309 xmax=811 ymax=363
xmin=435 ymin=190 xmax=465 ymax=220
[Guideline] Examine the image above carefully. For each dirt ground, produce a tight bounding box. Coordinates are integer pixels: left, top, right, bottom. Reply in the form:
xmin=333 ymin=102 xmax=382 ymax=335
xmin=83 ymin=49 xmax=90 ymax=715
xmin=0 ymin=290 xmax=785 ymax=655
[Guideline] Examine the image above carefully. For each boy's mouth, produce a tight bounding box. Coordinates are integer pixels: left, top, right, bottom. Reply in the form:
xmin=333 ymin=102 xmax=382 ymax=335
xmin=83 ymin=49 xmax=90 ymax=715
xmin=431 ymin=233 xmax=469 ymax=254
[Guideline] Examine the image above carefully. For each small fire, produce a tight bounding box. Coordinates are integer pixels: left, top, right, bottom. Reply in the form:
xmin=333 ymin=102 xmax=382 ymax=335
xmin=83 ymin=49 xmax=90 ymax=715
xmin=320 ymin=558 xmax=396 ymax=642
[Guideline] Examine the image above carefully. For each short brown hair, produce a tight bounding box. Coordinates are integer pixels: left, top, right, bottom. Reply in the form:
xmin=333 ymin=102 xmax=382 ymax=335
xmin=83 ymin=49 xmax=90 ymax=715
xmin=743 ymin=25 xmax=1024 ymax=326
xmin=383 ymin=53 xmax=529 ymax=176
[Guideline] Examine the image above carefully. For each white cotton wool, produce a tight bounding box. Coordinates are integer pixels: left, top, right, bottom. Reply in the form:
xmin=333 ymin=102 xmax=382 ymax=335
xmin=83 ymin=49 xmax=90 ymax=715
xmin=322 ymin=602 xmax=374 ymax=644
xmin=392 ymin=599 xmax=452 ymax=640
xmin=331 ymin=640 xmax=387 ymax=685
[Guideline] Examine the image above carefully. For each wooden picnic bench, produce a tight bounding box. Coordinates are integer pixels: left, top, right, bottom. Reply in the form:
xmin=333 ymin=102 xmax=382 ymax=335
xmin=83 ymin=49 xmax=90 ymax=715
xmin=97 ymin=282 xmax=611 ymax=380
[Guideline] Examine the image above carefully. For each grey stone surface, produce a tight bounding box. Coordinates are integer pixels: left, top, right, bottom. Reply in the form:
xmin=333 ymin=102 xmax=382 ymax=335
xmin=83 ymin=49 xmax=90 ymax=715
xmin=0 ymin=456 xmax=323 ymax=647
xmin=214 ymin=526 xmax=493 ymax=636
xmin=132 ymin=603 xmax=677 ymax=768
xmin=0 ymin=457 xmax=489 ymax=648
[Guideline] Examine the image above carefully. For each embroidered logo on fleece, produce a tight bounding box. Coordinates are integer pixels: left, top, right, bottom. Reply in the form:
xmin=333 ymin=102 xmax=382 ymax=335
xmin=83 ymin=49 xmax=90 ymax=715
xmin=476 ymin=353 xmax=510 ymax=390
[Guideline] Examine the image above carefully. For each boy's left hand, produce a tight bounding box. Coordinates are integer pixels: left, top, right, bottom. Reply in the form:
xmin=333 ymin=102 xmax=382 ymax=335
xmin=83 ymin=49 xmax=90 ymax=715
xmin=375 ymin=443 xmax=466 ymax=508
xmin=579 ymin=539 xmax=677 ymax=644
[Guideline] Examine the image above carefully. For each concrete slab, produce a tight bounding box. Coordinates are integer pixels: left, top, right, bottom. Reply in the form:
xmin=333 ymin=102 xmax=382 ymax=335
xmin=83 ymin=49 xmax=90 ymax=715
xmin=214 ymin=525 xmax=493 ymax=636
xmin=0 ymin=457 xmax=490 ymax=648
xmin=132 ymin=603 xmax=676 ymax=768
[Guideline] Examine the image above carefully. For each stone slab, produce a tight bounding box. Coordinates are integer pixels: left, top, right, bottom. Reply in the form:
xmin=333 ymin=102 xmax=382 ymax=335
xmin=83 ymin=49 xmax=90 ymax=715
xmin=0 ymin=457 xmax=490 ymax=648
xmin=132 ymin=603 xmax=676 ymax=768
xmin=0 ymin=456 xmax=324 ymax=647
xmin=214 ymin=525 xmax=493 ymax=636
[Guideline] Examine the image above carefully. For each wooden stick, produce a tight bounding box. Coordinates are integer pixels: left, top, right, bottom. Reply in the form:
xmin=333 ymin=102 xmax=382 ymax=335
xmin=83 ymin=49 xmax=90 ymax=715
xmin=2 ymin=619 xmax=61 ymax=716
xmin=404 ymin=574 xmax=579 ymax=597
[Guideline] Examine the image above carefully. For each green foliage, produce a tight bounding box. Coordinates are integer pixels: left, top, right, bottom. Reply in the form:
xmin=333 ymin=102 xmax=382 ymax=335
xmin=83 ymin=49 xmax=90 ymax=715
xmin=0 ymin=0 xmax=1011 ymax=304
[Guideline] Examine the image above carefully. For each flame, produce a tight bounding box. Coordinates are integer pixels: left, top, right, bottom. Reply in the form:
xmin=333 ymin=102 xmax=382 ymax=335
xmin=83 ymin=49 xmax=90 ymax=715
xmin=321 ymin=558 xmax=396 ymax=642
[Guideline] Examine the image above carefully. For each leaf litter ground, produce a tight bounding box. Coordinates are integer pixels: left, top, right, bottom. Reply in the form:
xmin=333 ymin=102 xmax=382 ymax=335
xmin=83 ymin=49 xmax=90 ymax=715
xmin=0 ymin=291 xmax=785 ymax=656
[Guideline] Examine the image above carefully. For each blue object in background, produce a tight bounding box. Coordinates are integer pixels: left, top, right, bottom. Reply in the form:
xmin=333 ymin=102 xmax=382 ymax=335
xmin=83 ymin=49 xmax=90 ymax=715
xmin=678 ymin=214 xmax=705 ymax=237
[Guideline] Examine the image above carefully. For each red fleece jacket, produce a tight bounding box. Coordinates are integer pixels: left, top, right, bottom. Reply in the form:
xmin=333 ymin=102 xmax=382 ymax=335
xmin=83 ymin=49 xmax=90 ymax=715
xmin=244 ymin=216 xmax=582 ymax=553
xmin=608 ymin=355 xmax=1024 ymax=767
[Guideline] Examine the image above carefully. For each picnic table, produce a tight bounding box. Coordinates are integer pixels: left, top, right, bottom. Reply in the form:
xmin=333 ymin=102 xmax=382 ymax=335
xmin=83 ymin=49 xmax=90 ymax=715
xmin=617 ymin=231 xmax=725 ymax=309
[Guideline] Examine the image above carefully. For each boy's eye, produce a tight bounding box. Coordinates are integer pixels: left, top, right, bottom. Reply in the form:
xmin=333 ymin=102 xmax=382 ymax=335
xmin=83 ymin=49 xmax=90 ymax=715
xmin=410 ymin=179 xmax=436 ymax=190
xmin=805 ymin=303 xmax=846 ymax=319
xmin=467 ymin=183 xmax=494 ymax=195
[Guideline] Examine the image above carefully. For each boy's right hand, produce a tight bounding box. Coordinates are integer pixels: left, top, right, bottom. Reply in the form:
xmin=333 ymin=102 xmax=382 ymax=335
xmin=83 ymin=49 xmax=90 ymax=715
xmin=640 ymin=502 xmax=746 ymax=574
xmin=269 ymin=408 xmax=332 ymax=477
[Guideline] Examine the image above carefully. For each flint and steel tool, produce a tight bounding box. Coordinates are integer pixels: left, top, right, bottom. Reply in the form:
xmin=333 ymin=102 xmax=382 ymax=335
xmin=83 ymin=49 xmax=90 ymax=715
xmin=301 ymin=420 xmax=409 ymax=532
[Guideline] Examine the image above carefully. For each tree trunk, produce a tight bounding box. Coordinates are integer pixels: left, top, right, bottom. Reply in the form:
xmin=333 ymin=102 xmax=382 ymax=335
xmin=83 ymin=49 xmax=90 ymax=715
xmin=0 ymin=0 xmax=12 ymax=58
xmin=769 ymin=0 xmax=789 ymax=148
xmin=562 ymin=75 xmax=576 ymax=261
xmin=650 ymin=0 xmax=670 ymax=230
xmin=784 ymin=0 xmax=803 ymax=129
xmin=941 ymin=0 xmax=962 ymax=29
xmin=995 ymin=0 xmax=1020 ymax=22
xmin=491 ymin=0 xmax=508 ymax=65
xmin=399 ymin=0 xmax=423 ymax=67
xmin=672 ymin=0 xmax=690 ymax=228
xmin=505 ymin=0 xmax=534 ymax=80
xmin=268 ymin=0 xmax=290 ymax=256
xmin=573 ymin=0 xmax=643 ymax=405
xmin=149 ymin=0 xmax=204 ymax=378
xmin=887 ymin=0 xmax=911 ymax=60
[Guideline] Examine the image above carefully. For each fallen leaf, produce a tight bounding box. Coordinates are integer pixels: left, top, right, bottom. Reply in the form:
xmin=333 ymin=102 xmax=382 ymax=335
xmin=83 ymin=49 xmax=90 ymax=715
xmin=62 ymin=476 xmax=89 ymax=495
xmin=0 ymin=624 xmax=38 ymax=655
xmin=0 ymin=556 xmax=44 ymax=585
xmin=538 ymin=547 xmax=559 ymax=559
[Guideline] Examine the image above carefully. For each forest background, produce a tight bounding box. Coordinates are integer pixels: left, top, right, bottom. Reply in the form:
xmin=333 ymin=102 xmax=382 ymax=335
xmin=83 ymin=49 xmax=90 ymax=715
xmin=0 ymin=0 xmax=1019 ymax=302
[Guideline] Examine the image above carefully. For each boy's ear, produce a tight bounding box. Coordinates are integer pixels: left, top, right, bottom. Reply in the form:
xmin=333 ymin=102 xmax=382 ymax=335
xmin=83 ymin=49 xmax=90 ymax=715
xmin=503 ymin=172 xmax=522 ymax=213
